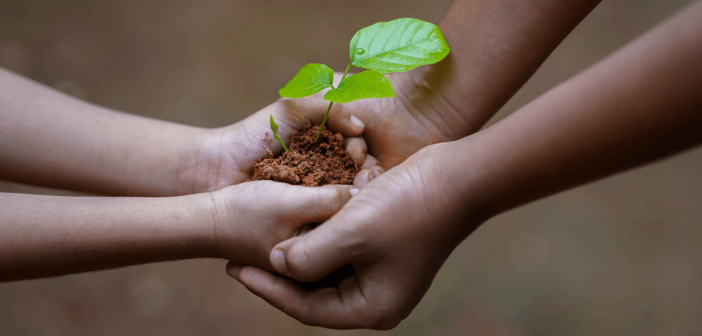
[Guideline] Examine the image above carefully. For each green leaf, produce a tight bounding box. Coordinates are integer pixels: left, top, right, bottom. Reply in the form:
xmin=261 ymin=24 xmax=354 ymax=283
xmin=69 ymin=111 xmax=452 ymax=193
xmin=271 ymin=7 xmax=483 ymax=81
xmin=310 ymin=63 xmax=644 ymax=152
xmin=270 ymin=114 xmax=279 ymax=133
xmin=323 ymin=71 xmax=394 ymax=103
xmin=349 ymin=18 xmax=450 ymax=73
xmin=279 ymin=63 xmax=334 ymax=98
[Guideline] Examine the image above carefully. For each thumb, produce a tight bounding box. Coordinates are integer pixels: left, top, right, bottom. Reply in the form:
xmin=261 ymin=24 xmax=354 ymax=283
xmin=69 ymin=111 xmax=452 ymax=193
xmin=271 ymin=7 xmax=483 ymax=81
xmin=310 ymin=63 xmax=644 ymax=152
xmin=277 ymin=184 xmax=358 ymax=225
xmin=270 ymin=210 xmax=363 ymax=282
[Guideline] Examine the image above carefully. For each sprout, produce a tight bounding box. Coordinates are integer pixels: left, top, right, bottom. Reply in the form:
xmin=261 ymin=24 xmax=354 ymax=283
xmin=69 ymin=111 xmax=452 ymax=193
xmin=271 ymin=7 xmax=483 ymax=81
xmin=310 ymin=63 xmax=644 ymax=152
xmin=269 ymin=115 xmax=289 ymax=153
xmin=276 ymin=18 xmax=451 ymax=143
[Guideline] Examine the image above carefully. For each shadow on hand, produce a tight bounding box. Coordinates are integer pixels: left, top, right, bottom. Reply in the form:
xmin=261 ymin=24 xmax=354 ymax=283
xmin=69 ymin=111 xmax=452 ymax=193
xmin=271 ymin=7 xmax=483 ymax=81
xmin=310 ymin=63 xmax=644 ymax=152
xmin=291 ymin=264 xmax=356 ymax=290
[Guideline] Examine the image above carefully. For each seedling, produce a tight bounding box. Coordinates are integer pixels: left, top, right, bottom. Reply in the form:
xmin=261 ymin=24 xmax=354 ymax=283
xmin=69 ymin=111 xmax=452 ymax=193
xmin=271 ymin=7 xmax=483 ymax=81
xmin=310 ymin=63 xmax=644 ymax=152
xmin=270 ymin=114 xmax=289 ymax=152
xmin=278 ymin=18 xmax=450 ymax=142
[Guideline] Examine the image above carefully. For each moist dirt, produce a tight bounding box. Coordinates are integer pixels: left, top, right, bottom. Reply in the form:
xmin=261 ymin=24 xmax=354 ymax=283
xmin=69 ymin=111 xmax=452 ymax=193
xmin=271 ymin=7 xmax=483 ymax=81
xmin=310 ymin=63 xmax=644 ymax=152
xmin=248 ymin=122 xmax=358 ymax=186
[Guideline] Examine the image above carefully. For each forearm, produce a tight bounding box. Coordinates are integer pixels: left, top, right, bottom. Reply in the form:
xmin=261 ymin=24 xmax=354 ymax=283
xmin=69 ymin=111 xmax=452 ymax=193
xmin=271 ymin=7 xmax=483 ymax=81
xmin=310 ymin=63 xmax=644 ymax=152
xmin=452 ymin=1 xmax=702 ymax=220
xmin=403 ymin=0 xmax=601 ymax=138
xmin=0 ymin=192 xmax=216 ymax=282
xmin=0 ymin=68 xmax=215 ymax=196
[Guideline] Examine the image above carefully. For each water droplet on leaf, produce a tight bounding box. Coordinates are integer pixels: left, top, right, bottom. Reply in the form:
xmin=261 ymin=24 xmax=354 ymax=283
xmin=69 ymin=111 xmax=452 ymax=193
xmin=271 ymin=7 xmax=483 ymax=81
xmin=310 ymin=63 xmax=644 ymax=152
xmin=355 ymin=48 xmax=365 ymax=55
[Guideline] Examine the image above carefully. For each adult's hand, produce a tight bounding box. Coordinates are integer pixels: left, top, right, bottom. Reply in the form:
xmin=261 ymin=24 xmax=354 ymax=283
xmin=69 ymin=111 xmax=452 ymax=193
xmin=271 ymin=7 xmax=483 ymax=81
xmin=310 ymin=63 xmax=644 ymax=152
xmin=226 ymin=141 xmax=479 ymax=329
xmin=228 ymin=0 xmax=702 ymax=328
xmin=281 ymin=0 xmax=602 ymax=171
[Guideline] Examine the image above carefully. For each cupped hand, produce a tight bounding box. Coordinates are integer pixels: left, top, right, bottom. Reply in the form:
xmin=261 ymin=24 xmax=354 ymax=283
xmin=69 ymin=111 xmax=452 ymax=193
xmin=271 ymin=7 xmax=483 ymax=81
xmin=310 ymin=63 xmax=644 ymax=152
xmin=316 ymin=70 xmax=474 ymax=170
xmin=207 ymin=181 xmax=354 ymax=272
xmin=177 ymin=97 xmax=379 ymax=193
xmin=225 ymin=141 xmax=484 ymax=329
xmin=208 ymin=158 xmax=385 ymax=272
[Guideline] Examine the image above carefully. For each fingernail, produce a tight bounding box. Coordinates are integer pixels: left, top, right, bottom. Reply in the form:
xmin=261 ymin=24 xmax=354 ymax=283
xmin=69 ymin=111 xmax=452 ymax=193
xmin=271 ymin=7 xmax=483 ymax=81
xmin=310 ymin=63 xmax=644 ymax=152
xmin=270 ymin=249 xmax=289 ymax=276
xmin=350 ymin=115 xmax=364 ymax=130
xmin=226 ymin=264 xmax=242 ymax=279
xmin=349 ymin=187 xmax=360 ymax=196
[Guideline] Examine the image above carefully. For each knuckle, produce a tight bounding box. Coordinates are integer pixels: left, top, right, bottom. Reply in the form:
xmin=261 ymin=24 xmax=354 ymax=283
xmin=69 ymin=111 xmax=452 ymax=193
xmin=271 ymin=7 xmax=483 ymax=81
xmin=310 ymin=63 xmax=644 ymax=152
xmin=324 ymin=186 xmax=348 ymax=210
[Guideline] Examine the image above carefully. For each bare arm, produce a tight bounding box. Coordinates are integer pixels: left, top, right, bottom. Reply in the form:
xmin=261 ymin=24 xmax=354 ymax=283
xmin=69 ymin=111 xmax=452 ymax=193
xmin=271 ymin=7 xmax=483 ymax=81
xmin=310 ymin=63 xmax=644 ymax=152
xmin=454 ymin=0 xmax=702 ymax=219
xmin=0 ymin=69 xmax=215 ymax=196
xmin=0 ymin=192 xmax=215 ymax=281
xmin=228 ymin=1 xmax=702 ymax=329
xmin=421 ymin=0 xmax=603 ymax=134
xmin=0 ymin=181 xmax=355 ymax=282
xmin=0 ymin=69 xmax=369 ymax=196
xmin=337 ymin=0 xmax=602 ymax=168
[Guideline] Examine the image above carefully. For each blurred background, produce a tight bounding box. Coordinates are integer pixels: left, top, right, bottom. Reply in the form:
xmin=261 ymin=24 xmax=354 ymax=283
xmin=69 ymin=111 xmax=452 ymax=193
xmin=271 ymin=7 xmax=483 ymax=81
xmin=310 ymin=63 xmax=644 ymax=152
xmin=1 ymin=0 xmax=700 ymax=334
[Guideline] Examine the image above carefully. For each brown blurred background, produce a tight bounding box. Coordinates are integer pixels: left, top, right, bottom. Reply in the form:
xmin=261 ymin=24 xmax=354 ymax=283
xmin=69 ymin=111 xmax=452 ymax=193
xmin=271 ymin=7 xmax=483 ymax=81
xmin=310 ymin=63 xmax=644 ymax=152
xmin=1 ymin=0 xmax=701 ymax=335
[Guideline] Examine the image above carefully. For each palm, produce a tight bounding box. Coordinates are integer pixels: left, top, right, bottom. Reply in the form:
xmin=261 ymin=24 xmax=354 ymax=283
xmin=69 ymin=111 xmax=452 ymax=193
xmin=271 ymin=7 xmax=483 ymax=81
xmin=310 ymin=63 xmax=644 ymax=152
xmin=189 ymin=97 xmax=367 ymax=193
xmin=331 ymin=71 xmax=467 ymax=169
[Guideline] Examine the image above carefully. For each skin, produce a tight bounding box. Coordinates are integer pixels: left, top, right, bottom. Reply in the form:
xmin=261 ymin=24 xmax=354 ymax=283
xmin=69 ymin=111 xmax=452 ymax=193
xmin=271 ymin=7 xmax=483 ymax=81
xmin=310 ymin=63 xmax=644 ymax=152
xmin=227 ymin=0 xmax=702 ymax=330
xmin=0 ymin=0 xmax=598 ymax=283
xmin=0 ymin=63 xmax=384 ymax=281
xmin=322 ymin=0 xmax=602 ymax=169
xmin=0 ymin=181 xmax=359 ymax=282
xmin=0 ymin=67 xmax=375 ymax=196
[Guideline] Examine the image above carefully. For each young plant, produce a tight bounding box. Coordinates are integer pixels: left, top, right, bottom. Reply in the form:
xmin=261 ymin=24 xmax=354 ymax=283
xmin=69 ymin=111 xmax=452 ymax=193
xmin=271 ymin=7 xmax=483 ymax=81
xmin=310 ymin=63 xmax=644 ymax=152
xmin=270 ymin=114 xmax=289 ymax=152
xmin=278 ymin=18 xmax=451 ymax=142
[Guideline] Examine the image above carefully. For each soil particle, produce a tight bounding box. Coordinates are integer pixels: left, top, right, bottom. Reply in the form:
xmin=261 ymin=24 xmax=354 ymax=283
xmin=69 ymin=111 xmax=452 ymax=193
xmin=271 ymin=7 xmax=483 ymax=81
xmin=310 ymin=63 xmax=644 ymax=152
xmin=248 ymin=123 xmax=358 ymax=186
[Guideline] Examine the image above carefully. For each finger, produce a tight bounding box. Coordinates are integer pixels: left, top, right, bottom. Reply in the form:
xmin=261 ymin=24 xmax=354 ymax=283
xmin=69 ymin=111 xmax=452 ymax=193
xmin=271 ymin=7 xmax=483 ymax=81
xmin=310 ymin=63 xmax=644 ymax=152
xmin=278 ymin=184 xmax=357 ymax=225
xmin=281 ymin=97 xmax=333 ymax=126
xmin=370 ymin=165 xmax=385 ymax=179
xmin=270 ymin=214 xmax=364 ymax=282
xmin=225 ymin=262 xmax=243 ymax=281
xmin=237 ymin=266 xmax=373 ymax=329
xmin=360 ymin=154 xmax=379 ymax=169
xmin=294 ymin=223 xmax=314 ymax=236
xmin=326 ymin=103 xmax=364 ymax=137
xmin=353 ymin=165 xmax=385 ymax=188
xmin=345 ymin=137 xmax=367 ymax=168
xmin=282 ymin=98 xmax=363 ymax=137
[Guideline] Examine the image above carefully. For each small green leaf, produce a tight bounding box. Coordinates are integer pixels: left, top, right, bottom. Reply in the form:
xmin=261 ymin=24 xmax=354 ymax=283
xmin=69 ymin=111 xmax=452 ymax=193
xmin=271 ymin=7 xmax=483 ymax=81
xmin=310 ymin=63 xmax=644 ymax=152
xmin=269 ymin=114 xmax=279 ymax=133
xmin=323 ymin=71 xmax=394 ymax=103
xmin=279 ymin=63 xmax=334 ymax=98
xmin=269 ymin=115 xmax=289 ymax=152
xmin=350 ymin=18 xmax=450 ymax=73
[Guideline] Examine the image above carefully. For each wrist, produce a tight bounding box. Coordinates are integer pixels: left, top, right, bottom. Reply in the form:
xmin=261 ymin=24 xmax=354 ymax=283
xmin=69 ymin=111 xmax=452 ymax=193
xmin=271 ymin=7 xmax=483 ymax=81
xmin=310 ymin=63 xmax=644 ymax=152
xmin=400 ymin=140 xmax=492 ymax=245
xmin=180 ymin=192 xmax=223 ymax=259
xmin=393 ymin=65 xmax=479 ymax=141
xmin=448 ymin=132 xmax=523 ymax=223
xmin=425 ymin=138 xmax=502 ymax=239
xmin=170 ymin=127 xmax=233 ymax=195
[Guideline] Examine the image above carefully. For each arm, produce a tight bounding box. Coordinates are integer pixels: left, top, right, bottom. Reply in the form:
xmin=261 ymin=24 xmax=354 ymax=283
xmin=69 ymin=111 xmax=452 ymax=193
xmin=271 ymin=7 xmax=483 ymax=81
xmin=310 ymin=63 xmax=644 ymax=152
xmin=0 ymin=192 xmax=214 ymax=281
xmin=0 ymin=68 xmax=209 ymax=196
xmin=0 ymin=182 xmax=356 ymax=282
xmin=0 ymin=69 xmax=367 ymax=196
xmin=452 ymin=0 xmax=702 ymax=219
xmin=335 ymin=0 xmax=601 ymax=168
xmin=228 ymin=1 xmax=702 ymax=329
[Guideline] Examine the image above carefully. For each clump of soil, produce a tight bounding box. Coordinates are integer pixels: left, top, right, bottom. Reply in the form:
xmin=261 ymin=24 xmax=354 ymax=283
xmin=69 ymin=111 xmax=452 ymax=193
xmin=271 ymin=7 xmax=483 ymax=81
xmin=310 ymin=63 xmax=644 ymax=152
xmin=248 ymin=123 xmax=358 ymax=186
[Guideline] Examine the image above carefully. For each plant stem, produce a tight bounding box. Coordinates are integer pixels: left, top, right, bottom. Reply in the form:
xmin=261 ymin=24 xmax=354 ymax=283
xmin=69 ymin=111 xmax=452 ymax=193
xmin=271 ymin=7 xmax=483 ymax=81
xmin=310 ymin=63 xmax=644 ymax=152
xmin=315 ymin=64 xmax=352 ymax=142
xmin=275 ymin=134 xmax=290 ymax=152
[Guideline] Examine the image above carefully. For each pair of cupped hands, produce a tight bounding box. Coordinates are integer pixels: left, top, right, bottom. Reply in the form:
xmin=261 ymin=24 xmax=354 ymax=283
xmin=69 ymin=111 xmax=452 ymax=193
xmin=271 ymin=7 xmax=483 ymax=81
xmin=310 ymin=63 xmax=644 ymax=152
xmin=198 ymin=72 xmax=474 ymax=329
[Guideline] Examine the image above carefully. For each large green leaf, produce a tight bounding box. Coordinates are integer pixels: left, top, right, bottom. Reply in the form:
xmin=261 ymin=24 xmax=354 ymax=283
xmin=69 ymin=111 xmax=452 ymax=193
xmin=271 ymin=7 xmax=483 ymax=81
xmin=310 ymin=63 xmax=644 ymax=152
xmin=279 ymin=63 xmax=334 ymax=98
xmin=350 ymin=18 xmax=450 ymax=73
xmin=323 ymin=71 xmax=394 ymax=103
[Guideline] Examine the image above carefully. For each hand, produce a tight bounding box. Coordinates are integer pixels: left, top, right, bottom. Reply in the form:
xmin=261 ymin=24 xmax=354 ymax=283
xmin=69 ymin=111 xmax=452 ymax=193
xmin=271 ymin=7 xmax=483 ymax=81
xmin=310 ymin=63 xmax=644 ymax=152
xmin=310 ymin=70 xmax=475 ymax=170
xmin=225 ymin=141 xmax=482 ymax=329
xmin=208 ymin=180 xmax=358 ymax=272
xmin=176 ymin=97 xmax=376 ymax=193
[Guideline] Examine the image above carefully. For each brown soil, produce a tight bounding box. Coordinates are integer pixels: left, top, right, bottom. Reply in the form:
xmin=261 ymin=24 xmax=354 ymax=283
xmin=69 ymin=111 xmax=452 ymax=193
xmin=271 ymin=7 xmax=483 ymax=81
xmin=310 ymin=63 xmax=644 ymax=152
xmin=248 ymin=122 xmax=358 ymax=186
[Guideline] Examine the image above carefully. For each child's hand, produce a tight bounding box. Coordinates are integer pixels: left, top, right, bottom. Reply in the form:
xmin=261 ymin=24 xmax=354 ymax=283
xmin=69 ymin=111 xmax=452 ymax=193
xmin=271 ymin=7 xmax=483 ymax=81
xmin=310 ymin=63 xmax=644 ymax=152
xmin=207 ymin=180 xmax=360 ymax=272
xmin=180 ymin=97 xmax=379 ymax=193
